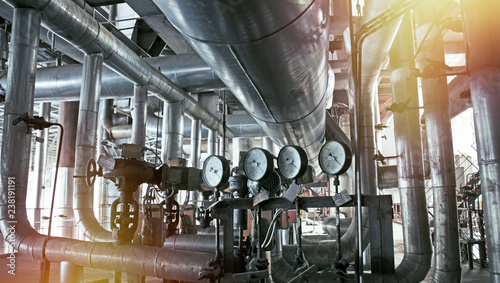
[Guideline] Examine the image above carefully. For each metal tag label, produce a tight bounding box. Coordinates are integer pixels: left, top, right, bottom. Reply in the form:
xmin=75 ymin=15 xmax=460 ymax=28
xmin=332 ymin=190 xmax=352 ymax=206
xmin=283 ymin=182 xmax=301 ymax=203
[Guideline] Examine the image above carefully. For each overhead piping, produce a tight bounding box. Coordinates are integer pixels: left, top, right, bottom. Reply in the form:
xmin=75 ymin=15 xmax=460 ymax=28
xmin=0 ymin=53 xmax=226 ymax=101
xmin=4 ymin=0 xmax=231 ymax=138
xmin=156 ymin=0 xmax=331 ymax=174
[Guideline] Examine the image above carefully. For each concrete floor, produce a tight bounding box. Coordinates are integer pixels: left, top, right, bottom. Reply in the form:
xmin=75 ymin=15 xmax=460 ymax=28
xmin=0 ymin=224 xmax=492 ymax=282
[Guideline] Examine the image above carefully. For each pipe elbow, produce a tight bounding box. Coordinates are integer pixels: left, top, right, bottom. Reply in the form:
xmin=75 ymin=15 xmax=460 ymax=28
xmin=395 ymin=252 xmax=432 ymax=283
xmin=74 ymin=208 xmax=113 ymax=242
xmin=432 ymin=268 xmax=462 ymax=283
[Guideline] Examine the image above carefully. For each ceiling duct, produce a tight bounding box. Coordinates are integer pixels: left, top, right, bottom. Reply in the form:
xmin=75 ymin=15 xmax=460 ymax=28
xmin=156 ymin=0 xmax=333 ymax=172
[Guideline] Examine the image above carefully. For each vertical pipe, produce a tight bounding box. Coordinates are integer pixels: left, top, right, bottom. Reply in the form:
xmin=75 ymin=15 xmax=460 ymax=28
xmin=208 ymin=129 xmax=217 ymax=156
xmin=262 ymin=137 xmax=277 ymax=156
xmin=131 ymin=84 xmax=148 ymax=146
xmin=390 ymin=15 xmax=432 ymax=282
xmin=33 ymin=103 xmax=51 ymax=232
xmin=190 ymin=118 xmax=201 ymax=168
xmin=130 ymin=85 xmax=148 ymax=272
xmin=189 ymin=118 xmax=201 ymax=211
xmin=232 ymin=137 xmax=251 ymax=169
xmin=462 ymin=1 xmax=500 ymax=281
xmin=55 ymin=102 xmax=79 ymax=239
xmin=0 ymin=6 xmax=41 ymax=248
xmin=60 ymin=261 xmax=84 ymax=283
xmin=0 ymin=28 xmax=7 ymax=70
xmin=73 ymin=53 xmax=112 ymax=242
xmin=161 ymin=100 xmax=184 ymax=162
xmin=415 ymin=2 xmax=461 ymax=282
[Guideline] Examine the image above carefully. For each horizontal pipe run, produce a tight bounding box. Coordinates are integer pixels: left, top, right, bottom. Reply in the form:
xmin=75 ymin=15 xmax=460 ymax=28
xmin=5 ymin=0 xmax=231 ymax=138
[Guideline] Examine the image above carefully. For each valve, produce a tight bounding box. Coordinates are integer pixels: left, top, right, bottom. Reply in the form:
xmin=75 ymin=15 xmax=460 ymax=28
xmin=111 ymin=197 xmax=139 ymax=245
xmin=85 ymin=158 xmax=102 ymax=187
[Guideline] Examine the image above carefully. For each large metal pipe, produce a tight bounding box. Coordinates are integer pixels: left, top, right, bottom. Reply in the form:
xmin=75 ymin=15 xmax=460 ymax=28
xmin=162 ymin=101 xmax=184 ymax=161
xmin=157 ymin=0 xmax=331 ymax=173
xmin=390 ymin=15 xmax=432 ymax=282
xmin=414 ymin=2 xmax=461 ymax=282
xmin=131 ymin=84 xmax=147 ymax=146
xmin=0 ymin=3 xmax=41 ymax=262
xmin=73 ymin=53 xmax=112 ymax=242
xmin=53 ymin=102 xmax=79 ymax=240
xmin=33 ymin=102 xmax=51 ymax=231
xmin=462 ymin=1 xmax=500 ymax=281
xmin=0 ymin=8 xmax=214 ymax=282
xmin=190 ymin=118 xmax=201 ymax=168
xmin=0 ymin=27 xmax=7 ymax=69
xmin=208 ymin=129 xmax=218 ymax=156
xmin=5 ymin=0 xmax=230 ymax=138
xmin=0 ymin=53 xmax=227 ymax=102
xmin=232 ymin=137 xmax=251 ymax=168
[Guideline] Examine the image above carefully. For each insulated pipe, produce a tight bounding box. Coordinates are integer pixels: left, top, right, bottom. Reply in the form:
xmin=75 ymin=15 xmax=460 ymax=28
xmin=0 ymin=4 xmax=41 ymax=263
xmin=232 ymin=138 xmax=251 ymax=168
xmin=462 ymin=1 xmax=500 ymax=281
xmin=4 ymin=0 xmax=230 ymax=138
xmin=54 ymin=102 xmax=79 ymax=240
xmin=190 ymin=118 xmax=201 ymax=168
xmin=208 ymin=129 xmax=217 ymax=156
xmin=162 ymin=101 xmax=184 ymax=161
xmin=73 ymin=53 xmax=112 ymax=242
xmin=355 ymin=0 xmax=406 ymax=202
xmin=0 ymin=54 xmax=227 ymax=102
xmin=415 ymin=2 xmax=461 ymax=282
xmin=131 ymin=84 xmax=147 ymax=146
xmin=33 ymin=102 xmax=51 ymax=231
xmin=0 ymin=8 xmax=215 ymax=282
xmin=158 ymin=0 xmax=331 ymax=173
xmin=390 ymin=15 xmax=432 ymax=282
xmin=0 ymin=28 xmax=7 ymax=69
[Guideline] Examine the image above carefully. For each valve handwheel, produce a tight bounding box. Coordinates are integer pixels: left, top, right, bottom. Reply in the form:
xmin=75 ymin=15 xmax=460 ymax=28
xmin=86 ymin=158 xmax=100 ymax=187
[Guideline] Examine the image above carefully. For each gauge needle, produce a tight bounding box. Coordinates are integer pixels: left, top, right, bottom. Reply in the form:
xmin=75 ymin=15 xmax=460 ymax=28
xmin=210 ymin=167 xmax=220 ymax=177
xmin=286 ymin=158 xmax=298 ymax=168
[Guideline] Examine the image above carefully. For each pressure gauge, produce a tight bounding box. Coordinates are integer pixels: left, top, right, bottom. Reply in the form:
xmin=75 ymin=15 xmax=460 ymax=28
xmin=319 ymin=141 xmax=352 ymax=175
xmin=277 ymin=145 xmax=308 ymax=180
xmin=202 ymin=155 xmax=230 ymax=189
xmin=243 ymin=148 xmax=274 ymax=181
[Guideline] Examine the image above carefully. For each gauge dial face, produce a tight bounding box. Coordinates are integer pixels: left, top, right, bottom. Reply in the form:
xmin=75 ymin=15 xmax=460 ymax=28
xmin=243 ymin=148 xmax=274 ymax=181
xmin=319 ymin=141 xmax=352 ymax=175
xmin=277 ymin=145 xmax=308 ymax=180
xmin=202 ymin=155 xmax=230 ymax=189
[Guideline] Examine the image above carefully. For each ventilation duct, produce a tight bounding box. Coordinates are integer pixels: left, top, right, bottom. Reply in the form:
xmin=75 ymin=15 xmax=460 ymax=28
xmin=156 ymin=0 xmax=332 ymax=173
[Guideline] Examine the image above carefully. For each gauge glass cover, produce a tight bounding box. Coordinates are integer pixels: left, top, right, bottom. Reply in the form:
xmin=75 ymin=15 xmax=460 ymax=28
xmin=243 ymin=148 xmax=273 ymax=181
xmin=319 ymin=141 xmax=352 ymax=175
xmin=202 ymin=155 xmax=229 ymax=188
xmin=277 ymin=145 xmax=308 ymax=180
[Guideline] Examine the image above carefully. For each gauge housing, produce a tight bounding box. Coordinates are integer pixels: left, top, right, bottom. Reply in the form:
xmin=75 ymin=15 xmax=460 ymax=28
xmin=243 ymin=148 xmax=274 ymax=181
xmin=319 ymin=141 xmax=352 ymax=175
xmin=202 ymin=155 xmax=230 ymax=189
xmin=277 ymin=145 xmax=308 ymax=180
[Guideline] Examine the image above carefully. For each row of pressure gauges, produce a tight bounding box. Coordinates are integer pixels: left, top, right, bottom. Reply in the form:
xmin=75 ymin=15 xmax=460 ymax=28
xmin=244 ymin=146 xmax=310 ymax=181
xmin=202 ymin=140 xmax=352 ymax=188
